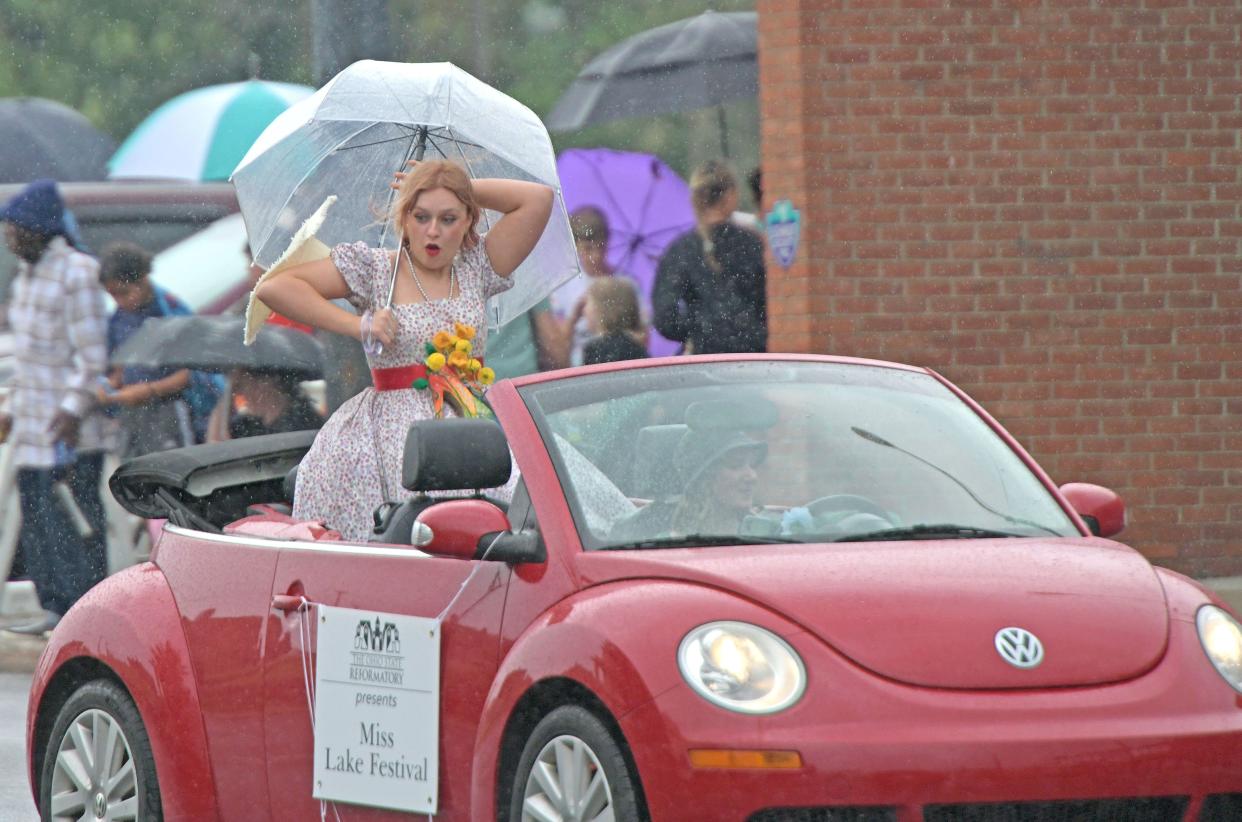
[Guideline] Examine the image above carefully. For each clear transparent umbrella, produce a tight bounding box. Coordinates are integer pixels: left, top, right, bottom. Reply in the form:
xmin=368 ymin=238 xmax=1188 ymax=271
xmin=231 ymin=60 xmax=579 ymax=327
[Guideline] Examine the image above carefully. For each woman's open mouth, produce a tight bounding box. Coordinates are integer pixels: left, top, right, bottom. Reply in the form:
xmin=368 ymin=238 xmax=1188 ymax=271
xmin=425 ymin=244 xmax=441 ymax=257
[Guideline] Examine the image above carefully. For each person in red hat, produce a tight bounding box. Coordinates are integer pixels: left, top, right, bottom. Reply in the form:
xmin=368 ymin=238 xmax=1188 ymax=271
xmin=0 ymin=178 xmax=109 ymax=636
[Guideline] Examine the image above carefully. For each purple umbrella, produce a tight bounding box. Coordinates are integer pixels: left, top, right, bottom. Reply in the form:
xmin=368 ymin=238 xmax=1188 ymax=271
xmin=556 ymin=148 xmax=695 ymax=357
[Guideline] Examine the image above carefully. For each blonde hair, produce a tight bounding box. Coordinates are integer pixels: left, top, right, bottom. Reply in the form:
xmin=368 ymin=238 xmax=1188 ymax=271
xmin=389 ymin=159 xmax=481 ymax=248
xmin=688 ymin=160 xmax=737 ymax=273
xmin=587 ymin=277 xmax=642 ymax=335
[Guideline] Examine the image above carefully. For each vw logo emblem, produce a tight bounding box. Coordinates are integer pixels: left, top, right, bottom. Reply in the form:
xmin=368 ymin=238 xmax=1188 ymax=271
xmin=995 ymin=626 xmax=1044 ymax=669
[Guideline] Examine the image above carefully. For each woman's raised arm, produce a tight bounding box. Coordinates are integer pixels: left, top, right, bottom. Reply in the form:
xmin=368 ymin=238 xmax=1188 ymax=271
xmin=255 ymin=258 xmax=392 ymax=345
xmin=473 ymin=178 xmax=554 ymax=277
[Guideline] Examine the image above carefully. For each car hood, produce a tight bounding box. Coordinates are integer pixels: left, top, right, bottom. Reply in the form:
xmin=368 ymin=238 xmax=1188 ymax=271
xmin=575 ymin=537 xmax=1169 ymax=689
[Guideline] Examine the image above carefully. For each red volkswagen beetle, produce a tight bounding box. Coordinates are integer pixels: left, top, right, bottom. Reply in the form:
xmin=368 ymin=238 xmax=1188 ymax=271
xmin=26 ymin=355 xmax=1242 ymax=821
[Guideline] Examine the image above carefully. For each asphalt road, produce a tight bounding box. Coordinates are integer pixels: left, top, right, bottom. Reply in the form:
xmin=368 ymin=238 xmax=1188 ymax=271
xmin=0 ymin=619 xmax=45 ymax=822
xmin=0 ymin=671 xmax=37 ymax=822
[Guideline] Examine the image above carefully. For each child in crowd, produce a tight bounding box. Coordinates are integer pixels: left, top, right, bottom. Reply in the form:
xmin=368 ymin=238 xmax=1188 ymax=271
xmin=582 ymin=276 xmax=648 ymax=366
xmin=552 ymin=206 xmax=640 ymax=367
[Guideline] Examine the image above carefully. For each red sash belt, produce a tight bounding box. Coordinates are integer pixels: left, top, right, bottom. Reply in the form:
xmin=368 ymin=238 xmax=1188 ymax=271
xmin=371 ymin=358 xmax=484 ymax=391
xmin=371 ymin=364 xmax=428 ymax=391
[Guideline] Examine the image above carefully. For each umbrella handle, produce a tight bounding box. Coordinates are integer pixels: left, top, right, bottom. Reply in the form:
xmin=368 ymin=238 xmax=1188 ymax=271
xmin=381 ymin=128 xmax=428 ymax=309
xmin=384 ymin=228 xmax=404 ymax=309
xmin=414 ymin=126 xmax=427 ymax=161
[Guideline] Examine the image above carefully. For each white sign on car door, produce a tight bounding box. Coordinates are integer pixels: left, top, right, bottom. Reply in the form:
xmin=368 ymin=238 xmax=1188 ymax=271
xmin=312 ymin=605 xmax=441 ymax=814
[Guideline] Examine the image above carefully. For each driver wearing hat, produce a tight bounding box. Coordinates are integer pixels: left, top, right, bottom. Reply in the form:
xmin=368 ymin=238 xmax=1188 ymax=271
xmin=608 ymin=417 xmax=767 ymax=544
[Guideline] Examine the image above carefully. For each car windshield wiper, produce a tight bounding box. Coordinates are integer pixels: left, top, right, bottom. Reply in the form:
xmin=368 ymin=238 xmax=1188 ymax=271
xmin=600 ymin=533 xmax=802 ymax=551
xmin=832 ymin=523 xmax=1028 ymax=542
xmin=850 ymin=427 xmax=1065 ymax=537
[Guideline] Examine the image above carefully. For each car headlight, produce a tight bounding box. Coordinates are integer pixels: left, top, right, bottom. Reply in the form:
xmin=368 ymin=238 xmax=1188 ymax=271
xmin=677 ymin=621 xmax=806 ymax=714
xmin=1197 ymin=605 xmax=1242 ymax=693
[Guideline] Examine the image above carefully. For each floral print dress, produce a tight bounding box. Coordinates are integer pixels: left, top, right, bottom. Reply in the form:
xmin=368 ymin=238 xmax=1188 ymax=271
xmin=292 ymin=238 xmax=514 ymax=541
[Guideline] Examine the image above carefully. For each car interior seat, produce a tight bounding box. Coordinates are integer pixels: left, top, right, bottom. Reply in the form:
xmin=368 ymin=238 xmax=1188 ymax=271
xmin=630 ymin=424 xmax=688 ymax=501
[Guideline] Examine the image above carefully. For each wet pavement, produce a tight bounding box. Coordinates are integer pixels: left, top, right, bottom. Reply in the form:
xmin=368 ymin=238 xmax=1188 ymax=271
xmin=0 ymin=628 xmax=43 ymax=675
xmin=0 ymin=615 xmax=40 ymax=822
xmin=0 ymin=673 xmax=35 ymax=821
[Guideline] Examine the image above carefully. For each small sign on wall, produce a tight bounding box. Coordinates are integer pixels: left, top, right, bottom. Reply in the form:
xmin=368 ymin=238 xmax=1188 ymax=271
xmin=765 ymin=199 xmax=802 ymax=269
xmin=313 ymin=606 xmax=441 ymax=814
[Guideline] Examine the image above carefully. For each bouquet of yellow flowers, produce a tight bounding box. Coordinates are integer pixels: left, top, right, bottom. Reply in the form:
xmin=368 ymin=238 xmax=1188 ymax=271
xmin=413 ymin=322 xmax=496 ymax=418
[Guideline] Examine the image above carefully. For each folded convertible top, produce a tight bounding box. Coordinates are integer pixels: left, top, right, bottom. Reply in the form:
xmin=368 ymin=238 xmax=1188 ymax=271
xmin=109 ymin=430 xmax=317 ymax=525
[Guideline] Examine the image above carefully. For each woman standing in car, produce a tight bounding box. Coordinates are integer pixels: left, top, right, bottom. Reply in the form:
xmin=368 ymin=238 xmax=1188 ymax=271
xmin=255 ymin=160 xmax=552 ymax=541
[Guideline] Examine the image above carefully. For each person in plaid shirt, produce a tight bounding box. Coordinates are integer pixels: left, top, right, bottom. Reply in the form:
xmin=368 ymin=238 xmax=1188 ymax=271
xmin=0 ymin=179 xmax=108 ymax=636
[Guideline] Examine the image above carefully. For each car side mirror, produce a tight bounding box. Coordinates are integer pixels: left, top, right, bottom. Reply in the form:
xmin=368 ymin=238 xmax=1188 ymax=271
xmin=1059 ymin=482 xmax=1125 ymax=538
xmin=414 ymin=499 xmax=544 ymax=563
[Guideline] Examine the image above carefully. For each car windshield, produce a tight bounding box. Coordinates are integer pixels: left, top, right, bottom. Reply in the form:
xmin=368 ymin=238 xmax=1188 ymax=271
xmin=519 ymin=360 xmax=1080 ymax=551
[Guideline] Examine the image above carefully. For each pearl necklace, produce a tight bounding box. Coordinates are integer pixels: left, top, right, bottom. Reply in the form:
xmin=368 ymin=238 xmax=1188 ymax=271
xmin=402 ymin=245 xmax=455 ymax=302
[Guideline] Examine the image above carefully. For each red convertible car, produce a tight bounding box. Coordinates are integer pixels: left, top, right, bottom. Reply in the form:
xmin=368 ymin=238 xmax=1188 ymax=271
xmin=25 ymin=354 xmax=1242 ymax=821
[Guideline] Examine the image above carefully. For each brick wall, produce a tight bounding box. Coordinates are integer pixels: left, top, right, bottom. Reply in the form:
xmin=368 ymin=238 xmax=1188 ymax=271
xmin=756 ymin=0 xmax=1242 ymax=577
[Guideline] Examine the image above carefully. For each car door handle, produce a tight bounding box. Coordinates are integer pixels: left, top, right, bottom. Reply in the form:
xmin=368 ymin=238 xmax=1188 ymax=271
xmin=271 ymin=594 xmax=311 ymax=613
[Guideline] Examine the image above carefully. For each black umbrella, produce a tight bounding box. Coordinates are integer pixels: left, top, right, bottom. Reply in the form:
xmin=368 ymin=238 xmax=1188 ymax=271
xmin=546 ymin=11 xmax=756 ymax=154
xmin=111 ymin=315 xmax=325 ymax=381
xmin=0 ymin=98 xmax=115 ymax=183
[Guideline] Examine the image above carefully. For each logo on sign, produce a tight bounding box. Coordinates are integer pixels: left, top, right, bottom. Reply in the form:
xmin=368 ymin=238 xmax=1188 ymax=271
xmin=355 ymin=616 xmax=401 ymax=652
xmin=765 ymin=199 xmax=801 ymax=269
xmin=351 ymin=617 xmax=404 ymax=685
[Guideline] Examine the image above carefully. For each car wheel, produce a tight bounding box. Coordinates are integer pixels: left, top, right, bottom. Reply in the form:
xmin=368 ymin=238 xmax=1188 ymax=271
xmin=509 ymin=704 xmax=645 ymax=822
xmin=40 ymin=679 xmax=162 ymax=822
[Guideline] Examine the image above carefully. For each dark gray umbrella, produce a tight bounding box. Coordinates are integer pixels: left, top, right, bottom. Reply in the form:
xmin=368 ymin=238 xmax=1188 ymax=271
xmin=546 ymin=11 xmax=756 ymax=153
xmin=111 ymin=315 xmax=325 ymax=380
xmin=0 ymin=98 xmax=115 ymax=183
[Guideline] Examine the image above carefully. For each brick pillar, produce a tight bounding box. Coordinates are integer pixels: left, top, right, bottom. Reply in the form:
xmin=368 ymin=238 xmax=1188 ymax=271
xmin=757 ymin=0 xmax=1242 ymax=577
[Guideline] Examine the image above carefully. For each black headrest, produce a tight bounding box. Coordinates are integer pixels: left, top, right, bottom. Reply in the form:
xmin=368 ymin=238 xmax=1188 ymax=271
xmin=402 ymin=418 xmax=511 ymax=492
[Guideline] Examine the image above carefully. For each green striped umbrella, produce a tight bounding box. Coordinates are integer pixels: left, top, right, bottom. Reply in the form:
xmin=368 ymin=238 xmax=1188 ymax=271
xmin=109 ymin=80 xmax=313 ymax=181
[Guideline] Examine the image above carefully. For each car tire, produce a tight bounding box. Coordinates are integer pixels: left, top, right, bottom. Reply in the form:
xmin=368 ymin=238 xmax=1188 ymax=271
xmin=509 ymin=704 xmax=646 ymax=822
xmin=39 ymin=679 xmax=162 ymax=822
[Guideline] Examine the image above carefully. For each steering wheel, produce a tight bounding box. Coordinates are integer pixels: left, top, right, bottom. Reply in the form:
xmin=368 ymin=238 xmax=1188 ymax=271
xmin=805 ymin=494 xmax=890 ymax=519
xmin=802 ymin=494 xmax=899 ymax=532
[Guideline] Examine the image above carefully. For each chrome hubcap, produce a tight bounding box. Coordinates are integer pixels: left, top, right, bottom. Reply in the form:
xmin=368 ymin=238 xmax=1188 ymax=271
xmin=49 ymin=708 xmax=139 ymax=821
xmin=521 ymin=734 xmax=613 ymax=822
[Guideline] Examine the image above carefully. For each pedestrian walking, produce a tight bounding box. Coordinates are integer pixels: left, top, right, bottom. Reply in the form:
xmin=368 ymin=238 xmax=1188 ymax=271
xmin=0 ymin=179 xmax=109 ymax=635
xmin=652 ymin=160 xmax=767 ymax=354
